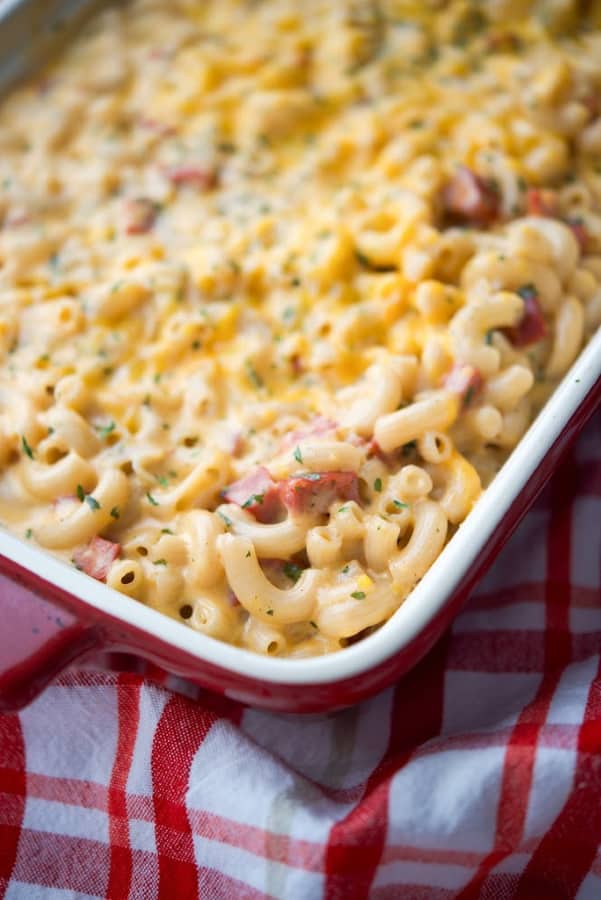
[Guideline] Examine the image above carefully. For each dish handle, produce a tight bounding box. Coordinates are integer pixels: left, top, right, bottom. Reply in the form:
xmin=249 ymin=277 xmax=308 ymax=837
xmin=0 ymin=571 xmax=103 ymax=712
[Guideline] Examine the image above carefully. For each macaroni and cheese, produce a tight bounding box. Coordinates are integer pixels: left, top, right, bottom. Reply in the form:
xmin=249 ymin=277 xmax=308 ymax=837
xmin=0 ymin=0 xmax=600 ymax=656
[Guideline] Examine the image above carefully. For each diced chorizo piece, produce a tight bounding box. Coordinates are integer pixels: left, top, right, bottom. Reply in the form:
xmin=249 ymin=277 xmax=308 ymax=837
xmin=526 ymin=187 xmax=559 ymax=217
xmin=444 ymin=364 xmax=483 ymax=407
xmin=280 ymin=471 xmax=359 ymax=515
xmin=73 ymin=536 xmax=120 ymax=582
xmin=163 ymin=164 xmax=217 ymax=190
xmin=503 ymin=285 xmax=547 ymax=346
xmin=124 ymin=197 xmax=159 ymax=235
xmin=442 ymin=165 xmax=500 ymax=225
xmin=222 ymin=466 xmax=282 ymax=523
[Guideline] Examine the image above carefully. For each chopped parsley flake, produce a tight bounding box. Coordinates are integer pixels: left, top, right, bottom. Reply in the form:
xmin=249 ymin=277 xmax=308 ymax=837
xmin=245 ymin=360 xmax=264 ymax=389
xmin=517 ymin=283 xmax=537 ymax=301
xmin=218 ymin=510 xmax=232 ymax=528
xmin=76 ymin=484 xmax=85 ymax=502
xmin=283 ymin=562 xmax=303 ymax=583
xmin=161 ymin=528 xmax=174 ymax=534
xmin=25 ymin=528 xmax=32 ymax=539
xmin=85 ymin=495 xmax=101 ymax=510
xmin=392 ymin=499 xmax=409 ymax=509
xmin=485 ymin=330 xmax=494 ymax=345
xmin=342 ymin=564 xmax=350 ymax=574
xmin=153 ymin=558 xmax=167 ymax=566
xmin=156 ymin=475 xmax=169 ymax=487
xmin=351 ymin=591 xmax=366 ymax=600
xmin=293 ymin=446 xmax=303 ymax=464
xmin=97 ymin=421 xmax=116 ymax=438
xmin=21 ymin=435 xmax=34 ymax=459
xmin=374 ymin=477 xmax=382 ymax=492
xmin=242 ymin=493 xmax=264 ymax=508
xmin=146 ymin=492 xmax=159 ymax=506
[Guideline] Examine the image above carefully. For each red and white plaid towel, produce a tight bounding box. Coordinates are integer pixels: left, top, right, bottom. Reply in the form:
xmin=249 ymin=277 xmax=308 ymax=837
xmin=0 ymin=415 xmax=600 ymax=900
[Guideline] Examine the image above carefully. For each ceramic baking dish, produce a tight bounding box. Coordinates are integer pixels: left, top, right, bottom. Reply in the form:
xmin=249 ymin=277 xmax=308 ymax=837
xmin=0 ymin=0 xmax=600 ymax=714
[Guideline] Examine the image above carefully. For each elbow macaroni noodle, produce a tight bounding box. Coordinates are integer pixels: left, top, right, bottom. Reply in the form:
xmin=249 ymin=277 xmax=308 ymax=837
xmin=0 ymin=0 xmax=599 ymax=656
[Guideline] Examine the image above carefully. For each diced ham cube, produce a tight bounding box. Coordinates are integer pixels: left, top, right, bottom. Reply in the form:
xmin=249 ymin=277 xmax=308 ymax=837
xmin=163 ymin=165 xmax=217 ymax=190
xmin=442 ymin=165 xmax=500 ymax=225
xmin=525 ymin=190 xmax=586 ymax=250
xmin=280 ymin=416 xmax=337 ymax=451
xmin=503 ymin=286 xmax=548 ymax=347
xmin=526 ymin=187 xmax=559 ymax=218
xmin=565 ymin=218 xmax=588 ymax=252
xmin=124 ymin=197 xmax=159 ymax=235
xmin=582 ymin=93 xmax=600 ymax=121
xmin=444 ymin=364 xmax=483 ymax=407
xmin=138 ymin=116 xmax=176 ymax=137
xmin=4 ymin=208 xmax=31 ymax=228
xmin=73 ymin=536 xmax=120 ymax=582
xmin=222 ymin=466 xmax=282 ymax=524
xmin=280 ymin=471 xmax=359 ymax=515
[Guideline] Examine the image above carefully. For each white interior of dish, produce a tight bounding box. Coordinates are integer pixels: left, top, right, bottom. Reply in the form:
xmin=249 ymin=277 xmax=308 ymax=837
xmin=2 ymin=329 xmax=600 ymax=686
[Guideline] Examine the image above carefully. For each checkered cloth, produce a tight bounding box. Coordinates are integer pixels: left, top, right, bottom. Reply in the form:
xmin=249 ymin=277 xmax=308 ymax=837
xmin=0 ymin=416 xmax=599 ymax=900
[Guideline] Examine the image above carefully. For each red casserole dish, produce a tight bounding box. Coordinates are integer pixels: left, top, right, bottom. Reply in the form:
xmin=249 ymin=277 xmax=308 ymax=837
xmin=1 ymin=333 xmax=599 ymax=713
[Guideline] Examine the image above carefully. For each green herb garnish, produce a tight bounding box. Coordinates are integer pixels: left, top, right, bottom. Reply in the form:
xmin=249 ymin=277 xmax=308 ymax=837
xmin=218 ymin=510 xmax=232 ymax=528
xmin=98 ymin=421 xmax=116 ymax=438
xmin=245 ymin=360 xmax=264 ymax=389
xmin=293 ymin=446 xmax=303 ymax=464
xmin=21 ymin=435 xmax=34 ymax=459
xmin=242 ymin=493 xmax=264 ymax=509
xmin=517 ymin=283 xmax=537 ymax=301
xmin=374 ymin=477 xmax=382 ymax=492
xmin=351 ymin=591 xmax=366 ymax=600
xmin=283 ymin=562 xmax=303 ymax=583
xmin=146 ymin=492 xmax=159 ymax=506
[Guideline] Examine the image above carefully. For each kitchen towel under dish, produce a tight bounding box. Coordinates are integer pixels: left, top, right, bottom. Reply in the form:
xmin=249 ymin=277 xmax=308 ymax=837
xmin=0 ymin=414 xmax=600 ymax=900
